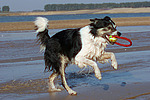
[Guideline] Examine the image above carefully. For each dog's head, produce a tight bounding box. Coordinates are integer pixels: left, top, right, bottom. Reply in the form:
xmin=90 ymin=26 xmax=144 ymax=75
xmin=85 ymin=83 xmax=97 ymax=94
xmin=90 ymin=16 xmax=121 ymax=45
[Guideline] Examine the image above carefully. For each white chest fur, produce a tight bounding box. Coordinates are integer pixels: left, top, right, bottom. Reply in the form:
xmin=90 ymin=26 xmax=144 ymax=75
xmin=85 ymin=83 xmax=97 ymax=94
xmin=74 ymin=26 xmax=107 ymax=67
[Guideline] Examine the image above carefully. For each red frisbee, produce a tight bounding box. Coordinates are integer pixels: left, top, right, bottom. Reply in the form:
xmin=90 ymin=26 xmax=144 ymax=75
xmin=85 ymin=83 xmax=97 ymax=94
xmin=112 ymin=35 xmax=132 ymax=47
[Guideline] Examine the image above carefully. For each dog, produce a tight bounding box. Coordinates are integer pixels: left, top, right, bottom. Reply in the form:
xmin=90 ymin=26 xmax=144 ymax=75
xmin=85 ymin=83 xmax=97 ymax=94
xmin=34 ymin=16 xmax=121 ymax=95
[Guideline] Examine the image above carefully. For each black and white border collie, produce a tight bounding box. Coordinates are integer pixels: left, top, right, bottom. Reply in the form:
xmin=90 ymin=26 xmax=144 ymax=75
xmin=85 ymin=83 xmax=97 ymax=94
xmin=34 ymin=16 xmax=121 ymax=95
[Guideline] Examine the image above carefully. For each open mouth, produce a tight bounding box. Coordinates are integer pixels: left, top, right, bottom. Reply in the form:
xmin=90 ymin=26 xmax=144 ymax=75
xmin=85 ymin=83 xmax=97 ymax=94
xmin=101 ymin=31 xmax=121 ymax=45
xmin=105 ymin=35 xmax=118 ymax=45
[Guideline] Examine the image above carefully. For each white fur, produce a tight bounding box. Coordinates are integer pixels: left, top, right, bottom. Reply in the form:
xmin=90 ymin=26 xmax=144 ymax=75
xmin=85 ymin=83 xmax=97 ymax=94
xmin=34 ymin=17 xmax=49 ymax=33
xmin=109 ymin=20 xmax=116 ymax=28
xmin=74 ymin=26 xmax=107 ymax=68
xmin=40 ymin=45 xmax=46 ymax=52
xmin=112 ymin=31 xmax=118 ymax=35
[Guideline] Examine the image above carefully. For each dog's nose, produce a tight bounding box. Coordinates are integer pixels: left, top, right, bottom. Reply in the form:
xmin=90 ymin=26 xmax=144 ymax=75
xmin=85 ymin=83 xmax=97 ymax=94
xmin=117 ymin=32 xmax=121 ymax=36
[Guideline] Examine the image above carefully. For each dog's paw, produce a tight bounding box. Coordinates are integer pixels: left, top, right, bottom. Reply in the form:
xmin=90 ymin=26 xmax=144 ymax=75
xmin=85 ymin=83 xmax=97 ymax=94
xmin=112 ymin=62 xmax=117 ymax=70
xmin=68 ymin=90 xmax=77 ymax=95
xmin=95 ymin=73 xmax=102 ymax=80
xmin=49 ymin=88 xmax=62 ymax=92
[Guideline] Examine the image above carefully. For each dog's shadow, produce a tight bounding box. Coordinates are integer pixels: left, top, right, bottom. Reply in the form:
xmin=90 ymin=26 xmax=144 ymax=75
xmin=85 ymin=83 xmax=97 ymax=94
xmin=64 ymin=71 xmax=110 ymax=91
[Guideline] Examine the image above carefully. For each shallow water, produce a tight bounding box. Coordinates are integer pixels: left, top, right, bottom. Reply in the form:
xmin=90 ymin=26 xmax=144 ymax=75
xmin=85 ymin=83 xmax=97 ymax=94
xmin=0 ymin=26 xmax=150 ymax=100
xmin=1 ymin=13 xmax=150 ymax=22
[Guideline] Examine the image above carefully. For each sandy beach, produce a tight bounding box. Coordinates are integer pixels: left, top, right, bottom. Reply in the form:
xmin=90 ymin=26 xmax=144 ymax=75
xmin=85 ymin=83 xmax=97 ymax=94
xmin=0 ymin=10 xmax=150 ymax=99
xmin=1 ymin=7 xmax=150 ymax=31
xmin=1 ymin=17 xmax=150 ymax=31
xmin=1 ymin=7 xmax=150 ymax=16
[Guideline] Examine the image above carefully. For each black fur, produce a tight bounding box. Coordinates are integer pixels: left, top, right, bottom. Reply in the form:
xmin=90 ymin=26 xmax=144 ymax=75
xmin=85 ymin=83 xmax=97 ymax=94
xmin=38 ymin=28 xmax=82 ymax=73
xmin=37 ymin=29 xmax=50 ymax=46
xmin=90 ymin=16 xmax=115 ymax=36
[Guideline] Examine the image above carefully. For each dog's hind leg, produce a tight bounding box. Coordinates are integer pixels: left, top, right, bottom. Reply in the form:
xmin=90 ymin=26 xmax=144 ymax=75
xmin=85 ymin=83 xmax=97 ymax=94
xmin=60 ymin=56 xmax=77 ymax=95
xmin=49 ymin=72 xmax=62 ymax=92
xmin=60 ymin=66 xmax=77 ymax=95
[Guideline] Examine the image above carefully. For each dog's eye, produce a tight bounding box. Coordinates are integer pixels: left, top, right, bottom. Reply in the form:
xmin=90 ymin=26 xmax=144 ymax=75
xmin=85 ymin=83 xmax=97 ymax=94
xmin=102 ymin=29 xmax=108 ymax=31
xmin=108 ymin=27 xmax=112 ymax=30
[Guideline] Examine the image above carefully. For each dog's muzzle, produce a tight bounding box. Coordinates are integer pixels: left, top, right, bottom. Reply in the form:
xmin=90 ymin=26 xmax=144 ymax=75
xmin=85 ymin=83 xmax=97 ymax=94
xmin=104 ymin=31 xmax=122 ymax=45
xmin=117 ymin=32 xmax=121 ymax=37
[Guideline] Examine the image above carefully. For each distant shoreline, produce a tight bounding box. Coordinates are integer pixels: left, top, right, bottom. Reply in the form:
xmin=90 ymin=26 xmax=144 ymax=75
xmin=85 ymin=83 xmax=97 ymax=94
xmin=0 ymin=17 xmax=150 ymax=31
xmin=1 ymin=7 xmax=150 ymax=16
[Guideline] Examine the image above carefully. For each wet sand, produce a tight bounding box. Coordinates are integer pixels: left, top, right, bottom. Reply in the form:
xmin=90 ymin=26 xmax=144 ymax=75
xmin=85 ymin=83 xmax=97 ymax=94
xmin=0 ymin=26 xmax=150 ymax=99
xmin=36 ymin=82 xmax=150 ymax=100
xmin=1 ymin=17 xmax=150 ymax=31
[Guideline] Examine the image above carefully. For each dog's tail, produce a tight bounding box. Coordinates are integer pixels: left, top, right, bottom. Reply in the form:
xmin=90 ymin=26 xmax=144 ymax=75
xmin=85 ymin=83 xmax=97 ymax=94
xmin=34 ymin=17 xmax=61 ymax=73
xmin=34 ymin=17 xmax=50 ymax=52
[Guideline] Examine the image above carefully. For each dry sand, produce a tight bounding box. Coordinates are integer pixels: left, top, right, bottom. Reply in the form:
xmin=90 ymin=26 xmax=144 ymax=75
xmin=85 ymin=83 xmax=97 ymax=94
xmin=1 ymin=17 xmax=150 ymax=31
xmin=1 ymin=7 xmax=150 ymax=16
xmin=1 ymin=7 xmax=150 ymax=31
xmin=94 ymin=7 xmax=150 ymax=14
xmin=0 ymin=9 xmax=103 ymax=16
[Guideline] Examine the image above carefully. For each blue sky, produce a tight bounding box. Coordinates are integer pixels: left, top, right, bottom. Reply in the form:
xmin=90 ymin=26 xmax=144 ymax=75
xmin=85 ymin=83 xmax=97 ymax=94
xmin=0 ymin=0 xmax=150 ymax=11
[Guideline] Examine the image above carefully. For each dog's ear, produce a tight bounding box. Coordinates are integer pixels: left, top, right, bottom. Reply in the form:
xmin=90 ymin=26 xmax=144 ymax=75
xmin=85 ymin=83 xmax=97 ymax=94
xmin=90 ymin=19 xmax=95 ymax=22
xmin=90 ymin=18 xmax=95 ymax=22
xmin=90 ymin=18 xmax=99 ymax=28
xmin=90 ymin=19 xmax=94 ymax=22
xmin=104 ymin=16 xmax=116 ymax=26
xmin=90 ymin=18 xmax=100 ymax=22
xmin=104 ymin=16 xmax=111 ymax=21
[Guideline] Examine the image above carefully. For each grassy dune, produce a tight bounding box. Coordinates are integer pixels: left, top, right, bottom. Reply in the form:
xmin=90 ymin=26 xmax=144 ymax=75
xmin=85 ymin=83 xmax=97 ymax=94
xmin=0 ymin=17 xmax=150 ymax=31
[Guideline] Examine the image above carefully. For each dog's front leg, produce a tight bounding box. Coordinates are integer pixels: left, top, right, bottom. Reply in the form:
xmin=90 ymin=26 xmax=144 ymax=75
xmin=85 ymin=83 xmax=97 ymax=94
xmin=76 ymin=57 xmax=102 ymax=80
xmin=98 ymin=52 xmax=118 ymax=69
xmin=86 ymin=59 xmax=102 ymax=80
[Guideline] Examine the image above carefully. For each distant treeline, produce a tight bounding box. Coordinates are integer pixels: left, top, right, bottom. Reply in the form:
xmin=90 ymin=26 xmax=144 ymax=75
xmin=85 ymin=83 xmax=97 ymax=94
xmin=44 ymin=2 xmax=150 ymax=11
xmin=0 ymin=6 xmax=10 ymax=12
